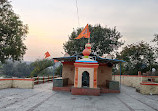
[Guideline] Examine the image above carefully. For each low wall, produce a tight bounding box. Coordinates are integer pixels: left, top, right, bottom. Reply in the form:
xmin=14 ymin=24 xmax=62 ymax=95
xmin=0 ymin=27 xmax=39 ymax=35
xmin=139 ymin=82 xmax=158 ymax=95
xmin=112 ymin=75 xmax=141 ymax=88
xmin=0 ymin=78 xmax=34 ymax=89
xmin=112 ymin=75 xmax=158 ymax=95
xmin=0 ymin=79 xmax=12 ymax=89
xmin=112 ymin=75 xmax=158 ymax=88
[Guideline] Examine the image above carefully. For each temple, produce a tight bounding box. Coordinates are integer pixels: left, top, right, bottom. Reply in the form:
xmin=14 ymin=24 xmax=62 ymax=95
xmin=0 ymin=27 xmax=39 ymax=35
xmin=53 ymin=43 xmax=125 ymax=96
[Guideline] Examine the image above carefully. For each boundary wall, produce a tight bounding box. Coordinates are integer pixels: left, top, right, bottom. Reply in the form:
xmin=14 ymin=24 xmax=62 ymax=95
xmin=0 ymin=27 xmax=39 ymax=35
xmin=112 ymin=75 xmax=158 ymax=94
xmin=0 ymin=78 xmax=34 ymax=89
xmin=139 ymin=82 xmax=158 ymax=94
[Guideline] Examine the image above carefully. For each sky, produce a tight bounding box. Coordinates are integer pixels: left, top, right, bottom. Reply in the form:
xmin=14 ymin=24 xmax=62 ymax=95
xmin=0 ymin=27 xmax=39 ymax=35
xmin=11 ymin=0 xmax=158 ymax=61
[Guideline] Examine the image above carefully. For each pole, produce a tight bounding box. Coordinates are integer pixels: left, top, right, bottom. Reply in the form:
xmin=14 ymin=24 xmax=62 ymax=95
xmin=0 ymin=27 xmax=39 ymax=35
xmin=120 ymin=63 xmax=122 ymax=89
xmin=88 ymin=38 xmax=90 ymax=43
xmin=52 ymin=59 xmax=55 ymax=82
xmin=75 ymin=0 xmax=80 ymax=27
xmin=60 ymin=63 xmax=63 ymax=77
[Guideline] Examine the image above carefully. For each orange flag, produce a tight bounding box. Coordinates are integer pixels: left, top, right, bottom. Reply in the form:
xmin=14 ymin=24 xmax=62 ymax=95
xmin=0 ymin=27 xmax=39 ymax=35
xmin=75 ymin=24 xmax=90 ymax=39
xmin=45 ymin=51 xmax=50 ymax=58
xmin=54 ymin=59 xmax=59 ymax=63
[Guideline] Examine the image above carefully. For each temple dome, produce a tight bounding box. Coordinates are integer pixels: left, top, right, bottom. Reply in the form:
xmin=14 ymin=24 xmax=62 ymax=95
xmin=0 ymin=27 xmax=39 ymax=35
xmin=82 ymin=48 xmax=91 ymax=56
xmin=82 ymin=43 xmax=91 ymax=57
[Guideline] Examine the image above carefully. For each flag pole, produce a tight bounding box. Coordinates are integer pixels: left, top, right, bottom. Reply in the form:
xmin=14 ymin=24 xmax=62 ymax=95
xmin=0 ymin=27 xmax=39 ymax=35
xmin=44 ymin=52 xmax=55 ymax=84
xmin=50 ymin=55 xmax=55 ymax=84
xmin=52 ymin=59 xmax=55 ymax=83
xmin=88 ymin=37 xmax=90 ymax=43
xmin=48 ymin=54 xmax=55 ymax=85
xmin=88 ymin=24 xmax=90 ymax=43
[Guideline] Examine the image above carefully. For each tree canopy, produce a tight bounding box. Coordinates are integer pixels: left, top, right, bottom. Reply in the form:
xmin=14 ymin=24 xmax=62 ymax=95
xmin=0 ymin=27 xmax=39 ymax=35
xmin=152 ymin=34 xmax=158 ymax=45
xmin=117 ymin=41 xmax=157 ymax=75
xmin=63 ymin=24 xmax=124 ymax=56
xmin=2 ymin=61 xmax=33 ymax=77
xmin=152 ymin=34 xmax=158 ymax=55
xmin=0 ymin=0 xmax=28 ymax=63
xmin=31 ymin=59 xmax=54 ymax=77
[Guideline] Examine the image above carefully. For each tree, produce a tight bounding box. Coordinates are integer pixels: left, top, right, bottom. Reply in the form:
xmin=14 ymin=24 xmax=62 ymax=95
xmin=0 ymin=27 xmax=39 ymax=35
xmin=2 ymin=61 xmax=14 ymax=77
xmin=55 ymin=64 xmax=62 ymax=76
xmin=0 ymin=0 xmax=28 ymax=63
xmin=63 ymin=24 xmax=124 ymax=56
xmin=31 ymin=59 xmax=54 ymax=77
xmin=152 ymin=34 xmax=158 ymax=56
xmin=117 ymin=41 xmax=157 ymax=75
xmin=152 ymin=34 xmax=158 ymax=45
xmin=14 ymin=62 xmax=33 ymax=77
xmin=2 ymin=61 xmax=33 ymax=77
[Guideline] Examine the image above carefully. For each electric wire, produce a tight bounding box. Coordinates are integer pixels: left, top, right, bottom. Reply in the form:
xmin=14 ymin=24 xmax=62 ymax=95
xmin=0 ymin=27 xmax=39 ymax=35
xmin=75 ymin=0 xmax=80 ymax=27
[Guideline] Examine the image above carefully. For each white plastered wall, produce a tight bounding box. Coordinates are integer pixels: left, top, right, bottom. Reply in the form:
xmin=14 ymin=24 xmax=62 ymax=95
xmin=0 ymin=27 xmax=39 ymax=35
xmin=0 ymin=80 xmax=12 ymax=89
xmin=77 ymin=68 xmax=94 ymax=88
xmin=0 ymin=79 xmax=34 ymax=89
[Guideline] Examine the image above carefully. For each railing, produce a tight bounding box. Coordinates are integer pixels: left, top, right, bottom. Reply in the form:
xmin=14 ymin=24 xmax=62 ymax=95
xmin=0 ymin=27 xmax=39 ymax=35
xmin=33 ymin=76 xmax=58 ymax=84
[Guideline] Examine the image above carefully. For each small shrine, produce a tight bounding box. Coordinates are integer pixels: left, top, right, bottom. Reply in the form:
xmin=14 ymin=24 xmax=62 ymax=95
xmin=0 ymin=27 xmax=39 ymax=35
xmin=74 ymin=43 xmax=98 ymax=89
xmin=53 ymin=43 xmax=124 ymax=96
xmin=52 ymin=24 xmax=125 ymax=96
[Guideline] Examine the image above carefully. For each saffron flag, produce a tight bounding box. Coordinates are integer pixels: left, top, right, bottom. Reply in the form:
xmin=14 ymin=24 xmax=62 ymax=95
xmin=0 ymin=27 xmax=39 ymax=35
xmin=75 ymin=24 xmax=90 ymax=39
xmin=45 ymin=51 xmax=50 ymax=58
xmin=54 ymin=59 xmax=59 ymax=63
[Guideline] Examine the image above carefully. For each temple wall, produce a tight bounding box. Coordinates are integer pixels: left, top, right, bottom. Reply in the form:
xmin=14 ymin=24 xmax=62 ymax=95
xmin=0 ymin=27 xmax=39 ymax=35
xmin=97 ymin=65 xmax=112 ymax=86
xmin=62 ymin=64 xmax=75 ymax=85
xmin=62 ymin=63 xmax=113 ymax=87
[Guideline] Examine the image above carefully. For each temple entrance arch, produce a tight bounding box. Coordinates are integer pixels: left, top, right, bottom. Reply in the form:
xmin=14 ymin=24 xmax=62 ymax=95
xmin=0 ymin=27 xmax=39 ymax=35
xmin=82 ymin=71 xmax=89 ymax=87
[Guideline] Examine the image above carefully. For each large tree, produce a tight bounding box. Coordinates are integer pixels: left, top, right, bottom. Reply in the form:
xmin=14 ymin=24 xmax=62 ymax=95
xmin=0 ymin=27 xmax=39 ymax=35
xmin=63 ymin=24 xmax=124 ymax=56
xmin=117 ymin=41 xmax=157 ymax=75
xmin=0 ymin=0 xmax=28 ymax=63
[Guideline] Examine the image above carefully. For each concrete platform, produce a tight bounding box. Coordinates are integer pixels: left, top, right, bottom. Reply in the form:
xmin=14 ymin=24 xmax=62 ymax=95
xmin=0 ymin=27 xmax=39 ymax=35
xmin=0 ymin=82 xmax=158 ymax=111
xmin=53 ymin=85 xmax=120 ymax=96
xmin=71 ymin=87 xmax=100 ymax=96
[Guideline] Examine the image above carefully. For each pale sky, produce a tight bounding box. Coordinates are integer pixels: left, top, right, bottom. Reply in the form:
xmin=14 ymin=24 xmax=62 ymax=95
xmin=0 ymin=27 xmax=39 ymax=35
xmin=11 ymin=0 xmax=158 ymax=61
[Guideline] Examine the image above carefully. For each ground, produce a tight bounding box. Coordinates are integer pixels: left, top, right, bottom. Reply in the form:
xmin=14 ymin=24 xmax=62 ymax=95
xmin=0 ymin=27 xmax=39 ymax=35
xmin=0 ymin=83 xmax=158 ymax=111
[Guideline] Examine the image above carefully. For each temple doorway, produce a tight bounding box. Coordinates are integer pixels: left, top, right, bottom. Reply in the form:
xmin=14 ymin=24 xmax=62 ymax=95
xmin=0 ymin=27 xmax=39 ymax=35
xmin=82 ymin=71 xmax=89 ymax=87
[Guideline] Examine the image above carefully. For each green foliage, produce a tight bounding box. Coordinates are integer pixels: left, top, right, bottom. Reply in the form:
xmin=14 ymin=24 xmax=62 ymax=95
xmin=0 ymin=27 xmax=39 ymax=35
xmin=152 ymin=34 xmax=158 ymax=57
xmin=14 ymin=62 xmax=33 ymax=77
xmin=152 ymin=34 xmax=158 ymax=45
xmin=63 ymin=24 xmax=124 ymax=56
xmin=55 ymin=64 xmax=62 ymax=76
xmin=37 ymin=68 xmax=53 ymax=76
xmin=117 ymin=41 xmax=157 ymax=75
xmin=0 ymin=0 xmax=28 ymax=63
xmin=31 ymin=59 xmax=54 ymax=77
xmin=2 ymin=61 xmax=33 ymax=77
xmin=3 ymin=61 xmax=14 ymax=77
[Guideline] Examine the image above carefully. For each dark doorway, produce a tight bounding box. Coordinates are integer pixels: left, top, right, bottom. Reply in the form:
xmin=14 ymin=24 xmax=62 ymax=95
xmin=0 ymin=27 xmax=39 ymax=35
xmin=82 ymin=71 xmax=89 ymax=87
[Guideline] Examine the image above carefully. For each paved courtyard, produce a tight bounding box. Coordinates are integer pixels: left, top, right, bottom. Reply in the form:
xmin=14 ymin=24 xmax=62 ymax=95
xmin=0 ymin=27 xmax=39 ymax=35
xmin=0 ymin=83 xmax=158 ymax=111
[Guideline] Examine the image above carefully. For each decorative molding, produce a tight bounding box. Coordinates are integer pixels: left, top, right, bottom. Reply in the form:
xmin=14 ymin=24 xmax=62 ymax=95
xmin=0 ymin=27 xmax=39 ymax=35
xmin=0 ymin=78 xmax=34 ymax=81
xmin=113 ymin=75 xmax=158 ymax=78
xmin=74 ymin=67 xmax=78 ymax=87
xmin=94 ymin=68 xmax=97 ymax=88
xmin=74 ymin=63 xmax=99 ymax=68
